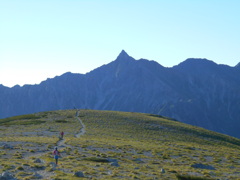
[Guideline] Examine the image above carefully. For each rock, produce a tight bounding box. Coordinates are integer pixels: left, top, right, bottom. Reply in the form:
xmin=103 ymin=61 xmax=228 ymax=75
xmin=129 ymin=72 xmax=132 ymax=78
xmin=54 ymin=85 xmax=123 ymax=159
xmin=209 ymin=172 xmax=216 ymax=176
xmin=32 ymin=172 xmax=42 ymax=179
xmin=133 ymin=158 xmax=144 ymax=163
xmin=111 ymin=162 xmax=120 ymax=167
xmin=2 ymin=144 xmax=13 ymax=149
xmin=0 ymin=172 xmax=16 ymax=180
xmin=48 ymin=162 xmax=56 ymax=168
xmin=191 ymin=163 xmax=216 ymax=170
xmin=107 ymin=158 xmax=118 ymax=163
xmin=74 ymin=171 xmax=84 ymax=177
xmin=49 ymin=167 xmax=56 ymax=172
xmin=34 ymin=158 xmax=44 ymax=163
xmin=48 ymin=162 xmax=57 ymax=171
xmin=160 ymin=168 xmax=165 ymax=173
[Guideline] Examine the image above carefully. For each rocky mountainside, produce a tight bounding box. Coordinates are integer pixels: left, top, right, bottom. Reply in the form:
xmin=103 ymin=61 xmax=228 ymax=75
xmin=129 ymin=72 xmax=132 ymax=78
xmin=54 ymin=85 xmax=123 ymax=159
xmin=1 ymin=50 xmax=240 ymax=138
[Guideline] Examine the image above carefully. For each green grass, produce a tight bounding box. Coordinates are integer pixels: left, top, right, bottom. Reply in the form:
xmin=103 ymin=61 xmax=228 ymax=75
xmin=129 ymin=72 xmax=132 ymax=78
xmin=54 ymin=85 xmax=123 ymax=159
xmin=1 ymin=109 xmax=240 ymax=179
xmin=2 ymin=119 xmax=46 ymax=126
xmin=0 ymin=114 xmax=42 ymax=125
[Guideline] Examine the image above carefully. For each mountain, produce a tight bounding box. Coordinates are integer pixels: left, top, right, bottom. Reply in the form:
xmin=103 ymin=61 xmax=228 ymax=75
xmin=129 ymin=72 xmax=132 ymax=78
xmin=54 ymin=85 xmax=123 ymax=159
xmin=1 ymin=50 xmax=240 ymax=138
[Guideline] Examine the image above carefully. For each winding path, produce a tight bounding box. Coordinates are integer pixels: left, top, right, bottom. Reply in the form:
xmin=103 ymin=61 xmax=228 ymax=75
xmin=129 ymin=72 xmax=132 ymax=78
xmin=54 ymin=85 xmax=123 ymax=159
xmin=57 ymin=110 xmax=86 ymax=145
xmin=24 ymin=110 xmax=86 ymax=179
xmin=74 ymin=112 xmax=86 ymax=138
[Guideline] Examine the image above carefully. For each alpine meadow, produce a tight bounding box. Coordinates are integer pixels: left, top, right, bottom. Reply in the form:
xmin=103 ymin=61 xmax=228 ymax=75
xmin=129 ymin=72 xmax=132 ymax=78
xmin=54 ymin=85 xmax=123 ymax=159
xmin=1 ymin=110 xmax=240 ymax=179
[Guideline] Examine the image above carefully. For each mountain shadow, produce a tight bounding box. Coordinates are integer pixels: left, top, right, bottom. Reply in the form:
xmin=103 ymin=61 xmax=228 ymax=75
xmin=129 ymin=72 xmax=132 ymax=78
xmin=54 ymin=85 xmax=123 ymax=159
xmin=1 ymin=50 xmax=240 ymax=138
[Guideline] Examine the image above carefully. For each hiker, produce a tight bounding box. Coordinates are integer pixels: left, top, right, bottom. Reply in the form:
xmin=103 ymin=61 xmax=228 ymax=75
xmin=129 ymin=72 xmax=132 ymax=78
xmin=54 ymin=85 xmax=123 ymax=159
xmin=76 ymin=110 xmax=79 ymax=117
xmin=60 ymin=131 xmax=64 ymax=139
xmin=53 ymin=147 xmax=61 ymax=165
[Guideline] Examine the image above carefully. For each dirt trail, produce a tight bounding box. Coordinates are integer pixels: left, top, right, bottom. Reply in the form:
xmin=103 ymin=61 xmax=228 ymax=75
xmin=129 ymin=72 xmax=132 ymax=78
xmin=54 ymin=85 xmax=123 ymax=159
xmin=57 ymin=110 xmax=86 ymax=143
xmin=23 ymin=110 xmax=86 ymax=179
xmin=75 ymin=111 xmax=86 ymax=138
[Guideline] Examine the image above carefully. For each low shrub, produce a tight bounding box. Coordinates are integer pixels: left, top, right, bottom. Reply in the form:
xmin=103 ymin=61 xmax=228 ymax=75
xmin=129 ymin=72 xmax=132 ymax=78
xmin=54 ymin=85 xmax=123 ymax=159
xmin=83 ymin=157 xmax=109 ymax=163
xmin=55 ymin=120 xmax=68 ymax=123
xmin=176 ymin=174 xmax=215 ymax=180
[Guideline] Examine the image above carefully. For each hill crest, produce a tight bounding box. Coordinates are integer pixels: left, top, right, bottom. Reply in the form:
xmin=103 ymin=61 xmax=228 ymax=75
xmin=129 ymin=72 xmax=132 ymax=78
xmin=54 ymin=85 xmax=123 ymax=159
xmin=1 ymin=109 xmax=240 ymax=179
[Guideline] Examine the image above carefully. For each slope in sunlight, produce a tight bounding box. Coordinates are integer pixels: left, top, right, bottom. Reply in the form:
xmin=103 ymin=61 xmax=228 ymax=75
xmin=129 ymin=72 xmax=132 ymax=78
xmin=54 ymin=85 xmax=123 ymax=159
xmin=1 ymin=110 xmax=240 ymax=179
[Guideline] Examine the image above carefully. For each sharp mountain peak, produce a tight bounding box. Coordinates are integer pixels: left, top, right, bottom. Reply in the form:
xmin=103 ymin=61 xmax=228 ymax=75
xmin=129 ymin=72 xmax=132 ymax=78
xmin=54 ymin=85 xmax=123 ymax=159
xmin=119 ymin=49 xmax=129 ymax=56
xmin=115 ymin=50 xmax=135 ymax=62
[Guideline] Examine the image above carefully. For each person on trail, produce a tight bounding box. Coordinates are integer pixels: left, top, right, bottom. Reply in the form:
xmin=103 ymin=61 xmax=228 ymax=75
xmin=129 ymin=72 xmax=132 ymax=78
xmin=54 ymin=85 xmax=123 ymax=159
xmin=75 ymin=110 xmax=79 ymax=117
xmin=60 ymin=131 xmax=64 ymax=139
xmin=53 ymin=147 xmax=61 ymax=165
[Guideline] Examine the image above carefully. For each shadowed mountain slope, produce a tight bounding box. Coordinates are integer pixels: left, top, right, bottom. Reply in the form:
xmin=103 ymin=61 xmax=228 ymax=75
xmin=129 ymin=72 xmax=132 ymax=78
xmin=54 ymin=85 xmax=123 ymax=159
xmin=1 ymin=50 xmax=240 ymax=138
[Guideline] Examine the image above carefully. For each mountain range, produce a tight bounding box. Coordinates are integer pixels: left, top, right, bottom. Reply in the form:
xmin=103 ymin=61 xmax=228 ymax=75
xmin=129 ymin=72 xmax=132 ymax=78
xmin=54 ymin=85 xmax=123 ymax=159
xmin=1 ymin=50 xmax=240 ymax=138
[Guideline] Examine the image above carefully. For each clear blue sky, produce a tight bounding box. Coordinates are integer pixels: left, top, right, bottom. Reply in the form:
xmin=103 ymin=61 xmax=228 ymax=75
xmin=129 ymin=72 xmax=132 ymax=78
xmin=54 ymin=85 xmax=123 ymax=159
xmin=1 ymin=0 xmax=239 ymax=87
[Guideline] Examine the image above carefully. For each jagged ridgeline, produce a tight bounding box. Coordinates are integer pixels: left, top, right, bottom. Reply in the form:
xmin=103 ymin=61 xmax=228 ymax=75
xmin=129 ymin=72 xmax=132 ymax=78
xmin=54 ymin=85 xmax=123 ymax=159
xmin=1 ymin=50 xmax=240 ymax=139
xmin=0 ymin=110 xmax=240 ymax=179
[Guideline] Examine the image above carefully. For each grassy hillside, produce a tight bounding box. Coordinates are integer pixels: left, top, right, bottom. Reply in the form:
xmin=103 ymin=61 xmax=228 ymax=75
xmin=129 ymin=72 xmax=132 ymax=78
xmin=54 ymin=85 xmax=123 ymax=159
xmin=0 ymin=110 xmax=240 ymax=180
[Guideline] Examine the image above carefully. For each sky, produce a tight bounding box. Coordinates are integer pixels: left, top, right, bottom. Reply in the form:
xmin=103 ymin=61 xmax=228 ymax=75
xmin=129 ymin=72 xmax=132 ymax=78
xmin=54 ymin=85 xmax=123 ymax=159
xmin=0 ymin=0 xmax=239 ymax=87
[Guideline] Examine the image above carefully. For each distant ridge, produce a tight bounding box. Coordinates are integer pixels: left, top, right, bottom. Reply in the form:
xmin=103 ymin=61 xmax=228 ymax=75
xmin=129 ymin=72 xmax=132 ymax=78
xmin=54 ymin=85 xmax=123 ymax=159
xmin=235 ymin=62 xmax=240 ymax=69
xmin=175 ymin=58 xmax=217 ymax=68
xmin=1 ymin=51 xmax=240 ymax=138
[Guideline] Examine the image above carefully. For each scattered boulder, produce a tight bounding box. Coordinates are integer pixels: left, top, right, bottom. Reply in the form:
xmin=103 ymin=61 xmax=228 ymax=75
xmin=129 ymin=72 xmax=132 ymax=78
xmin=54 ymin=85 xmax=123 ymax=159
xmin=0 ymin=172 xmax=16 ymax=180
xmin=191 ymin=163 xmax=216 ymax=170
xmin=49 ymin=167 xmax=56 ymax=172
xmin=111 ymin=162 xmax=120 ymax=167
xmin=2 ymin=144 xmax=13 ymax=149
xmin=133 ymin=158 xmax=145 ymax=163
xmin=74 ymin=171 xmax=84 ymax=177
xmin=31 ymin=172 xmax=42 ymax=179
xmin=48 ymin=162 xmax=57 ymax=171
xmin=107 ymin=158 xmax=118 ymax=163
xmin=48 ymin=162 xmax=56 ymax=168
xmin=209 ymin=171 xmax=216 ymax=176
xmin=160 ymin=168 xmax=165 ymax=173
xmin=34 ymin=158 xmax=44 ymax=163
xmin=107 ymin=158 xmax=120 ymax=167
